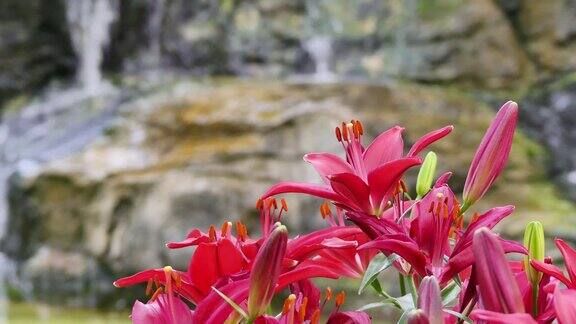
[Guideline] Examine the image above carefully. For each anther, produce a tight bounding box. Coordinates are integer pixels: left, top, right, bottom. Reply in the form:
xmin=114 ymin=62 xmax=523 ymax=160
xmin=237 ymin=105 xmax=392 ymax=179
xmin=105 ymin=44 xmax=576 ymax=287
xmin=428 ymin=202 xmax=435 ymax=213
xmin=355 ymin=120 xmax=364 ymax=135
xmin=256 ymin=198 xmax=264 ymax=210
xmin=335 ymin=127 xmax=342 ymax=142
xmin=335 ymin=291 xmax=346 ymax=307
xmin=325 ymin=287 xmax=333 ymax=301
xmin=145 ymin=279 xmax=154 ymax=296
xmin=299 ymin=296 xmax=308 ymax=321
xmin=208 ymin=225 xmax=217 ymax=241
xmin=282 ymin=294 xmax=297 ymax=314
xmin=310 ymin=309 xmax=321 ymax=324
xmin=221 ymin=221 xmax=231 ymax=237
xmin=281 ymin=198 xmax=288 ymax=212
xmin=341 ymin=122 xmax=349 ymax=141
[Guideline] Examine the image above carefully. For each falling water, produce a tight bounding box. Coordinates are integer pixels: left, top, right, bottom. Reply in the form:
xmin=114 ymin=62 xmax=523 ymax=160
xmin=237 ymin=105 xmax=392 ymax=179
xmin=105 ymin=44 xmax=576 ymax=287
xmin=303 ymin=36 xmax=337 ymax=83
xmin=147 ymin=0 xmax=165 ymax=69
xmin=65 ymin=0 xmax=117 ymax=94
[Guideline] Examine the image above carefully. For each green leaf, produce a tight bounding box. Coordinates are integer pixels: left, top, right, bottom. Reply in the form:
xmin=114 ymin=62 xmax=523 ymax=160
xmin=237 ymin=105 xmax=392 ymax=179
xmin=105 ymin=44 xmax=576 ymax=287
xmin=211 ymin=286 xmax=249 ymax=319
xmin=395 ymin=293 xmax=415 ymax=311
xmin=370 ymin=278 xmax=384 ymax=295
xmin=357 ymin=293 xmax=415 ymax=313
xmin=444 ymin=309 xmax=473 ymax=323
xmin=358 ymin=253 xmax=398 ymax=294
xmin=440 ymin=281 xmax=461 ymax=306
xmin=357 ymin=302 xmax=394 ymax=311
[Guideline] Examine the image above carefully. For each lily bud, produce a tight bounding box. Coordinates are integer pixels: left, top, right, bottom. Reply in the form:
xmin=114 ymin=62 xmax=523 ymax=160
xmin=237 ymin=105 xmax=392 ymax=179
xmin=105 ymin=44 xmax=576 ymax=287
xmin=523 ymin=221 xmax=545 ymax=285
xmin=416 ymin=151 xmax=437 ymax=198
xmin=418 ymin=276 xmax=443 ymax=324
xmin=462 ymin=101 xmax=518 ymax=211
xmin=247 ymin=224 xmax=288 ymax=319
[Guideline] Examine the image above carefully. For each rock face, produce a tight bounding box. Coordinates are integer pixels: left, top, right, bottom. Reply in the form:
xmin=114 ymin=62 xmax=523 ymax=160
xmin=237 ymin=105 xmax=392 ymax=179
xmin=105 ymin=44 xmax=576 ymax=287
xmin=7 ymin=0 xmax=576 ymax=104
xmin=2 ymin=80 xmax=574 ymax=306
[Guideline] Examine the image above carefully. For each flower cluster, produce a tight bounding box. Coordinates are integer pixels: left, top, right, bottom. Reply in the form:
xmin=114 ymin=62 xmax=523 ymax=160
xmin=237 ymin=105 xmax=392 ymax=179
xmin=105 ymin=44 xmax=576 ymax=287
xmin=116 ymin=101 xmax=576 ymax=323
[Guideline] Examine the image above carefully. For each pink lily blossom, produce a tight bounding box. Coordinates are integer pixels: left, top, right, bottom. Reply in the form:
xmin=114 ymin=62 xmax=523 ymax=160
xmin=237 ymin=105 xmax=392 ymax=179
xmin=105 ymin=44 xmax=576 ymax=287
xmin=263 ymin=120 xmax=453 ymax=216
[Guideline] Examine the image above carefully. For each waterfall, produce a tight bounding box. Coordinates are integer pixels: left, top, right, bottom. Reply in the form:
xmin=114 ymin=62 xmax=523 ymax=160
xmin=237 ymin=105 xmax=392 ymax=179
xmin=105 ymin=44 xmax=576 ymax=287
xmin=65 ymin=0 xmax=117 ymax=94
xmin=304 ymin=36 xmax=337 ymax=82
xmin=147 ymin=0 xmax=165 ymax=68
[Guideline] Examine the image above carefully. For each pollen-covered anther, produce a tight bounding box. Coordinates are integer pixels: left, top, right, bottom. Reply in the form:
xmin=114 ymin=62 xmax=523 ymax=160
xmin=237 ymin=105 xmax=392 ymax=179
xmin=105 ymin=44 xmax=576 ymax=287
xmin=335 ymin=127 xmax=342 ymax=142
xmin=341 ymin=122 xmax=349 ymax=141
xmin=170 ymin=270 xmax=181 ymax=288
xmin=310 ymin=309 xmax=321 ymax=324
xmin=281 ymin=198 xmax=288 ymax=212
xmin=145 ymin=278 xmax=154 ymax=296
xmin=335 ymin=291 xmax=346 ymax=308
xmin=299 ymin=296 xmax=308 ymax=321
xmin=320 ymin=201 xmax=331 ymax=219
xmin=208 ymin=225 xmax=217 ymax=241
xmin=221 ymin=221 xmax=232 ymax=237
xmin=282 ymin=294 xmax=297 ymax=314
xmin=354 ymin=120 xmax=364 ymax=135
xmin=256 ymin=198 xmax=264 ymax=210
xmin=325 ymin=287 xmax=333 ymax=301
xmin=235 ymin=221 xmax=248 ymax=241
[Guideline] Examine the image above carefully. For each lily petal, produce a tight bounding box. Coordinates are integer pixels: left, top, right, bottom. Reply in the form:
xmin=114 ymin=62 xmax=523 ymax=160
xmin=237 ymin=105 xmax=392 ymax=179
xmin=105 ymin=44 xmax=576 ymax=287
xmin=367 ymin=157 xmax=421 ymax=211
xmin=327 ymin=311 xmax=371 ymax=324
xmin=530 ymin=260 xmax=573 ymax=288
xmin=329 ymin=173 xmax=372 ymax=214
xmin=304 ymin=152 xmax=354 ymax=183
xmin=360 ymin=235 xmax=427 ymax=276
xmin=362 ymin=125 xmax=404 ymax=172
xmin=554 ymin=287 xmax=576 ymax=324
xmin=556 ymin=239 xmax=576 ymax=284
xmin=262 ymin=181 xmax=343 ymax=203
xmin=407 ymin=125 xmax=453 ymax=157
xmin=470 ymin=310 xmax=537 ymax=324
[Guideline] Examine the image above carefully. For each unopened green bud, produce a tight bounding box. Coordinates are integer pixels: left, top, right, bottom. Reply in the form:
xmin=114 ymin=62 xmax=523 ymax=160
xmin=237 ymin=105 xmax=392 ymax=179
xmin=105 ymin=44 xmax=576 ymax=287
xmin=416 ymin=152 xmax=437 ymax=198
xmin=523 ymin=221 xmax=545 ymax=285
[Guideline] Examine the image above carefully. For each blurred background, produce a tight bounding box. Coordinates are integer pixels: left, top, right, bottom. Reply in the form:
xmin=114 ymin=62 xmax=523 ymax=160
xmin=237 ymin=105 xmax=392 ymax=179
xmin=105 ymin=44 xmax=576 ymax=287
xmin=1 ymin=0 xmax=576 ymax=322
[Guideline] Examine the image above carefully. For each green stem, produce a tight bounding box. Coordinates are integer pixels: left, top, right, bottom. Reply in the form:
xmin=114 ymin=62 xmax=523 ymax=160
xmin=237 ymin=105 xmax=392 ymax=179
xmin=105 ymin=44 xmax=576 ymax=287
xmin=398 ymin=273 xmax=406 ymax=296
xmin=406 ymin=274 xmax=418 ymax=306
xmin=532 ymin=283 xmax=539 ymax=317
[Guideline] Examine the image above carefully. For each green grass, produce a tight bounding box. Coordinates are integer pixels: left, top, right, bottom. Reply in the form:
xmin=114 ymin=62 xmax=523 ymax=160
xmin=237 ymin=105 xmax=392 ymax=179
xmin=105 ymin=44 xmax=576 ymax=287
xmin=5 ymin=302 xmax=130 ymax=324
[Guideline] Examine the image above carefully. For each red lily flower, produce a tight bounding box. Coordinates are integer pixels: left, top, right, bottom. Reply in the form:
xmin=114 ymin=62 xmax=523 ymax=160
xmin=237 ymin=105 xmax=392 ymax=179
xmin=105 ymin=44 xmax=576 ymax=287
xmin=167 ymin=222 xmax=249 ymax=297
xmin=262 ymin=121 xmax=453 ymax=216
xmin=462 ymin=101 xmax=518 ymax=210
xmin=531 ymin=239 xmax=576 ymax=289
